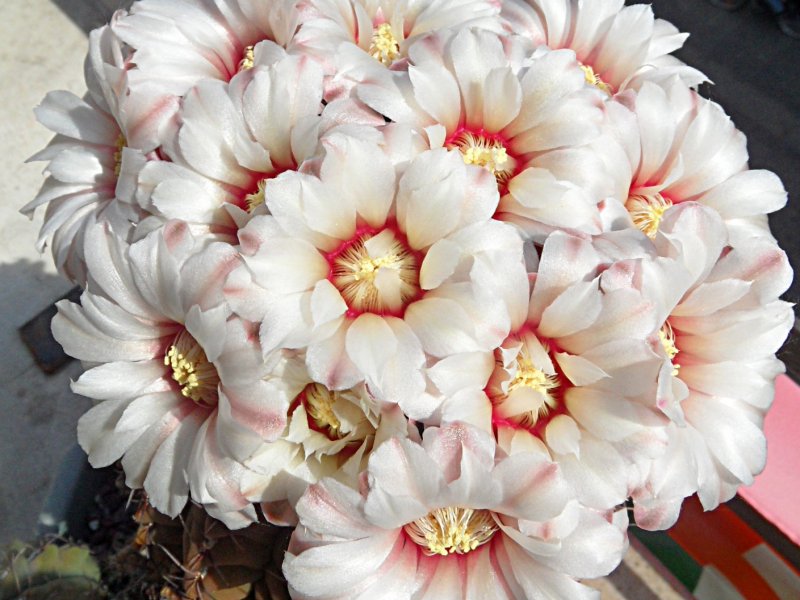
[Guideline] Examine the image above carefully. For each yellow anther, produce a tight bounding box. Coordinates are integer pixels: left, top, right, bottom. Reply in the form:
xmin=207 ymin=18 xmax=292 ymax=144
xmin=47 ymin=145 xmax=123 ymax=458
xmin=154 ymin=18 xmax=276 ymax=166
xmin=239 ymin=45 xmax=255 ymax=71
xmin=245 ymin=179 xmax=267 ymax=213
xmin=404 ymin=507 xmax=497 ymax=556
xmin=626 ymin=192 xmax=673 ymax=239
xmin=447 ymin=131 xmax=514 ymax=187
xmin=580 ymin=63 xmax=613 ymax=96
xmin=164 ymin=330 xmax=220 ymax=408
xmin=113 ymin=134 xmax=126 ymax=176
xmin=303 ymin=383 xmax=343 ymax=439
xmin=658 ymin=322 xmax=681 ymax=377
xmin=368 ymin=23 xmax=400 ymax=66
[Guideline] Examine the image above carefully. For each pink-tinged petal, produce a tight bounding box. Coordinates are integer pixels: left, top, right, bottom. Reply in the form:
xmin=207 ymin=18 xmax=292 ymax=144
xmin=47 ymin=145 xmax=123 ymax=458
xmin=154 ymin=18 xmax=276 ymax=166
xmin=306 ymin=320 xmax=363 ymax=390
xmin=310 ymin=279 xmax=348 ymax=328
xmin=184 ymin=304 xmax=230 ymax=363
xmin=671 ymin=279 xmax=751 ymax=317
xmin=423 ymin=422 xmax=496 ymax=484
xmin=542 ymin=509 xmax=627 ymax=578
xmin=666 ymin=100 xmax=748 ymax=199
xmin=656 ymin=202 xmax=727 ymax=286
xmin=35 ymin=91 xmax=118 ymax=144
xmin=449 ymin=29 xmax=508 ymax=128
xmin=120 ymin=400 xmax=196 ymax=489
xmin=320 ymin=135 xmax=396 ymax=228
xmin=428 ymin=352 xmax=494 ymax=395
xmin=675 ymin=302 xmax=794 ymax=362
xmin=545 ymin=415 xmax=581 ymax=457
xmin=483 ymin=67 xmax=523 ymax=132
xmin=495 ymin=453 xmax=570 ymax=522
xmin=376 ymin=318 xmax=427 ymax=411
xmin=365 ymin=437 xmax=446 ymax=527
xmin=144 ymin=409 xmax=208 ymax=517
xmin=505 ymin=49 xmax=585 ymax=139
xmin=566 ymin=387 xmax=666 ymax=442
xmin=77 ymin=398 xmax=141 ymax=467
xmin=408 ymin=62 xmax=461 ymax=132
xmin=71 ymin=360 xmax=167 ymax=400
xmin=404 ymin=297 xmax=483 ymax=357
xmin=52 ymin=299 xmax=164 ymax=363
xmin=289 ymin=480 xmax=366 ymax=542
xmin=684 ymin=395 xmax=766 ymax=484
xmin=420 ymin=238 xmax=461 ymax=290
xmin=115 ymin=392 xmax=181 ymax=434
xmin=500 ymin=168 xmax=600 ymax=239
xmin=285 ymin=531 xmax=409 ymax=600
xmin=223 ymin=381 xmax=288 ymax=443
xmin=679 ymin=360 xmax=780 ymax=411
xmin=633 ymin=82 xmax=679 ymax=183
xmin=537 ymin=280 xmax=603 ymax=339
xmin=700 ymin=169 xmax=787 ymax=218
xmin=179 ymin=242 xmax=241 ymax=310
xmin=528 ymin=232 xmax=600 ymax=323
xmin=82 ymin=223 xmax=160 ymax=319
xmin=558 ymin=436 xmax=629 ymax=509
xmin=396 ymin=149 xmax=464 ymax=250
xmin=416 ymin=556 xmax=464 ymax=600
xmin=554 ymin=352 xmax=609 ymax=387
xmin=246 ymin=235 xmax=329 ymax=294
xmin=345 ymin=314 xmax=398 ymax=386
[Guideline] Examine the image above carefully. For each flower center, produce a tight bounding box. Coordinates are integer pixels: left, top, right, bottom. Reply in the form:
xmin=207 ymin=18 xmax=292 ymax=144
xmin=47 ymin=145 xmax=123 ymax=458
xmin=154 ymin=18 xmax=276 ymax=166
xmin=404 ymin=507 xmax=498 ymax=556
xmin=447 ymin=131 xmax=515 ymax=188
xmin=369 ymin=23 xmax=400 ymax=66
xmin=580 ymin=63 xmax=613 ymax=96
xmin=113 ymin=134 xmax=126 ymax=176
xmin=302 ymin=383 xmax=344 ymax=439
xmin=488 ymin=337 xmax=562 ymax=429
xmin=245 ymin=179 xmax=267 ymax=213
xmin=164 ymin=330 xmax=220 ymax=408
xmin=239 ymin=45 xmax=255 ymax=71
xmin=330 ymin=229 xmax=420 ymax=314
xmin=626 ymin=192 xmax=673 ymax=238
xmin=658 ymin=321 xmax=680 ymax=377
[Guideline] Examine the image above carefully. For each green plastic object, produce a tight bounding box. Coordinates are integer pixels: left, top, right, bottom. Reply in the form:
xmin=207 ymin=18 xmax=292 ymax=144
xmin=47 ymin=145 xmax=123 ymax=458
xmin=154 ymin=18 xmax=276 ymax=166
xmin=0 ymin=541 xmax=105 ymax=599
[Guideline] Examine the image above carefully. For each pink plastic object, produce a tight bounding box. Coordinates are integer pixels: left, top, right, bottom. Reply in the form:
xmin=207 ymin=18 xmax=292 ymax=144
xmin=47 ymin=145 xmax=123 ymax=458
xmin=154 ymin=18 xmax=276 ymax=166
xmin=739 ymin=374 xmax=800 ymax=547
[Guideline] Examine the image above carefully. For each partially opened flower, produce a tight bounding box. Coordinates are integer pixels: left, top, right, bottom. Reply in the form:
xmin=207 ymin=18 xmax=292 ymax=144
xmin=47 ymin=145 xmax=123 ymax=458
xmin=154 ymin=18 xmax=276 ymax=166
xmin=293 ymin=0 xmax=501 ymax=98
xmin=225 ymin=135 xmax=528 ymax=413
xmin=601 ymin=80 xmax=788 ymax=245
xmin=239 ymin=352 xmax=411 ymax=525
xmin=487 ymin=229 xmax=689 ymax=511
xmin=110 ymin=0 xmax=301 ymax=142
xmin=285 ymin=422 xmax=627 ymax=599
xmin=134 ymin=51 xmax=347 ymax=236
xmin=52 ymin=221 xmax=284 ymax=526
xmin=502 ymin=0 xmax=706 ymax=94
xmin=22 ymin=26 xmax=167 ymax=284
xmin=629 ymin=204 xmax=794 ymax=529
xmin=355 ymin=28 xmax=610 ymax=240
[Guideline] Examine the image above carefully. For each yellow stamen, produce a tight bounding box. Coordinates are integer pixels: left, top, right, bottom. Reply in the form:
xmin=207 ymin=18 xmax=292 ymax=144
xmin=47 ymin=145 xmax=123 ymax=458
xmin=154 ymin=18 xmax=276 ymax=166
xmin=303 ymin=383 xmax=343 ymax=439
xmin=405 ymin=507 xmax=498 ymax=556
xmin=506 ymin=351 xmax=560 ymax=426
xmin=580 ymin=63 xmax=613 ymax=96
xmin=164 ymin=330 xmax=220 ymax=408
xmin=113 ymin=134 xmax=126 ymax=176
xmin=447 ymin=131 xmax=514 ymax=187
xmin=239 ymin=45 xmax=255 ymax=71
xmin=658 ymin=322 xmax=681 ymax=377
xmin=626 ymin=192 xmax=673 ymax=239
xmin=245 ymin=179 xmax=267 ymax=213
xmin=368 ymin=23 xmax=400 ymax=66
xmin=330 ymin=230 xmax=419 ymax=313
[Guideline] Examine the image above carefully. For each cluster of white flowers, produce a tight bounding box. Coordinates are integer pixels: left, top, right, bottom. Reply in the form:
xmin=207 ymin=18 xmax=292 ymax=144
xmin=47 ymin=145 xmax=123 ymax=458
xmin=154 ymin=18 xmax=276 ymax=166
xmin=25 ymin=0 xmax=794 ymax=597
